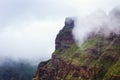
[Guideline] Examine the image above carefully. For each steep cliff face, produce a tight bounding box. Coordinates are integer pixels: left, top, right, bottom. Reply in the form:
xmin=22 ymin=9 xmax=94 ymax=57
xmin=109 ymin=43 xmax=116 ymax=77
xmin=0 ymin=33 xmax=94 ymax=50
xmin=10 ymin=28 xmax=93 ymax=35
xmin=55 ymin=17 xmax=75 ymax=51
xmin=33 ymin=18 xmax=120 ymax=80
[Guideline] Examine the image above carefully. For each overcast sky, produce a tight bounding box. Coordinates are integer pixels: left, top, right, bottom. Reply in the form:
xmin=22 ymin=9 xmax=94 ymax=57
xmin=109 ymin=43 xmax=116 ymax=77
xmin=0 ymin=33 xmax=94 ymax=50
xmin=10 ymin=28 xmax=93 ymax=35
xmin=0 ymin=0 xmax=120 ymax=63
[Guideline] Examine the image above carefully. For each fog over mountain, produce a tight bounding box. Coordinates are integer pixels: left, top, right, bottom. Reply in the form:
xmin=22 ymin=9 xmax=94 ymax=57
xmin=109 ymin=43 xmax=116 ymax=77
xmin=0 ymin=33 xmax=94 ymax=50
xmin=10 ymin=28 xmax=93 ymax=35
xmin=73 ymin=6 xmax=120 ymax=46
xmin=0 ymin=0 xmax=120 ymax=63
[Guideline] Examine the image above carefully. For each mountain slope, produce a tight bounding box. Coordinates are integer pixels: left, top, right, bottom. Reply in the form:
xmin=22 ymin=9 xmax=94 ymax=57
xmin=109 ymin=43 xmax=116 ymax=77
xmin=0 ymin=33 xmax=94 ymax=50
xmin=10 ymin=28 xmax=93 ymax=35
xmin=33 ymin=18 xmax=120 ymax=80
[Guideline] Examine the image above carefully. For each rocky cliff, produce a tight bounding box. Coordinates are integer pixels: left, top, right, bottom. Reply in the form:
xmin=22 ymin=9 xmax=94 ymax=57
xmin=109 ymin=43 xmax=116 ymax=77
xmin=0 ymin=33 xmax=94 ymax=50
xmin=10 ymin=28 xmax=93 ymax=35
xmin=33 ymin=17 xmax=120 ymax=80
xmin=55 ymin=17 xmax=75 ymax=51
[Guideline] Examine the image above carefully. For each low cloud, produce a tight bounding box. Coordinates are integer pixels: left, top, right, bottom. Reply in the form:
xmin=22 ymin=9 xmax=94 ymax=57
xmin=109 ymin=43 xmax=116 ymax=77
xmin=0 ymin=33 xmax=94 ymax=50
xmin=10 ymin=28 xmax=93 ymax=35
xmin=73 ymin=6 xmax=120 ymax=46
xmin=0 ymin=0 xmax=120 ymax=63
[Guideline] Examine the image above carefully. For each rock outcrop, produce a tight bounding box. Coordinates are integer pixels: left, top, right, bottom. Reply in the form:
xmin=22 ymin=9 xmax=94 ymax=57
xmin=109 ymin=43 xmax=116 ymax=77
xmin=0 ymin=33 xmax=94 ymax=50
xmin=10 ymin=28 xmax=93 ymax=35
xmin=55 ymin=17 xmax=75 ymax=51
xmin=33 ymin=17 xmax=77 ymax=80
xmin=33 ymin=17 xmax=120 ymax=80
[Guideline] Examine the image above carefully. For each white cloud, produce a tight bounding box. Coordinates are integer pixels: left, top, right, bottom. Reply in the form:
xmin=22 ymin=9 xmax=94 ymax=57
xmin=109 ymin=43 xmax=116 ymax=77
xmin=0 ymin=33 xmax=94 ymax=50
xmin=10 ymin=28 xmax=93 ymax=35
xmin=0 ymin=19 xmax=63 ymax=62
xmin=0 ymin=0 xmax=120 ymax=63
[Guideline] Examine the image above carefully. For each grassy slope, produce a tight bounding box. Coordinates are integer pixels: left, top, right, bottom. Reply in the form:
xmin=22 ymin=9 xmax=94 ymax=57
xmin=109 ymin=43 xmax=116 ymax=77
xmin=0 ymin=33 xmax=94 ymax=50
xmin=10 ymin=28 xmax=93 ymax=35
xmin=54 ymin=36 xmax=120 ymax=80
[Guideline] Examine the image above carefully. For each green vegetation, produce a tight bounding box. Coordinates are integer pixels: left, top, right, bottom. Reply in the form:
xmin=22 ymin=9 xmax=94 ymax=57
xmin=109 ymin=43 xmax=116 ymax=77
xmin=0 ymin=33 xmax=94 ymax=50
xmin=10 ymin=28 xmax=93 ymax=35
xmin=54 ymin=36 xmax=120 ymax=80
xmin=0 ymin=60 xmax=36 ymax=80
xmin=103 ymin=58 xmax=120 ymax=80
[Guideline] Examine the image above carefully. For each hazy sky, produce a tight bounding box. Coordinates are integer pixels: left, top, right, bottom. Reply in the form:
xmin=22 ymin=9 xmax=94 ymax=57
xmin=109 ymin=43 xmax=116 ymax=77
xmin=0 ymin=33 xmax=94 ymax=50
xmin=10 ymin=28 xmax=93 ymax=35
xmin=0 ymin=0 xmax=120 ymax=63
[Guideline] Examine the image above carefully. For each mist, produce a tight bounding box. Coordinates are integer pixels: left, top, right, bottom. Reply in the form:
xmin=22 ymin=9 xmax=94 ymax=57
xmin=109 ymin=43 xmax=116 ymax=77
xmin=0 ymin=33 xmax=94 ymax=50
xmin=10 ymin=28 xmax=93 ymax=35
xmin=0 ymin=58 xmax=37 ymax=80
xmin=0 ymin=0 xmax=120 ymax=64
xmin=73 ymin=6 xmax=120 ymax=46
xmin=0 ymin=19 xmax=63 ymax=63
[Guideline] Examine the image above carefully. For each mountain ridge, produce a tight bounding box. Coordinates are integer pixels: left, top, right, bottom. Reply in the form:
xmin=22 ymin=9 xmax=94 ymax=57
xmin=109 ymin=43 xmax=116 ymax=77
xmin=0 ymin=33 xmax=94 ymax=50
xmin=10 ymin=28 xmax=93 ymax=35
xmin=33 ymin=17 xmax=120 ymax=80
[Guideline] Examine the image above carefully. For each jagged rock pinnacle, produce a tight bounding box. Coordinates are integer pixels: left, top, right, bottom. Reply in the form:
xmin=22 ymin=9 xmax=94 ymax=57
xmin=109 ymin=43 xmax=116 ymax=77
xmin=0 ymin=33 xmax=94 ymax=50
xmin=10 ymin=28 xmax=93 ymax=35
xmin=55 ymin=17 xmax=75 ymax=51
xmin=65 ymin=17 xmax=74 ymax=28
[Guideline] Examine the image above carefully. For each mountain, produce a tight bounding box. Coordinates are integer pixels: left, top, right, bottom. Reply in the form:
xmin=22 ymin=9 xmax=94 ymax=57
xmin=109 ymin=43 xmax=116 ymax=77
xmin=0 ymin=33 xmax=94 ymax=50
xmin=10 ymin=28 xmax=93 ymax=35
xmin=33 ymin=17 xmax=120 ymax=80
xmin=0 ymin=60 xmax=36 ymax=80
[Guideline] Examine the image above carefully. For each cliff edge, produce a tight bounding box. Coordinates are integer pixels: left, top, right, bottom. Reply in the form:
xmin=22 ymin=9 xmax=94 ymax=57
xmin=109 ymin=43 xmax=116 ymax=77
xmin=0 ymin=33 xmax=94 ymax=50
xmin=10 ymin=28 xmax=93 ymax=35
xmin=33 ymin=17 xmax=120 ymax=80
